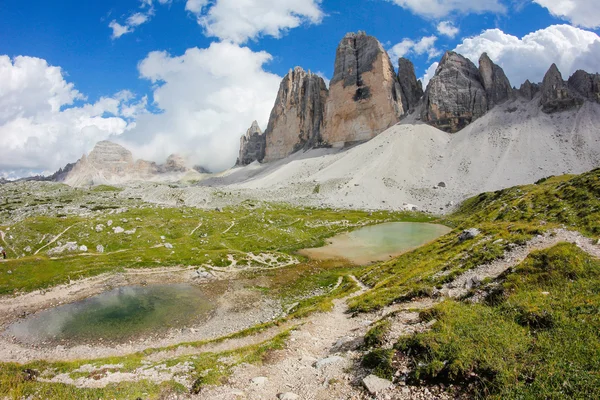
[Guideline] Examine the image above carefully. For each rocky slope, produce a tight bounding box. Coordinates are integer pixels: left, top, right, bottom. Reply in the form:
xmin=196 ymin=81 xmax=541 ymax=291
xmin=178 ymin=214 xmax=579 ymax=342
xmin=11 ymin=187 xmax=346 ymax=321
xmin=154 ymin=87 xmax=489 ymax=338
xmin=262 ymin=67 xmax=328 ymax=162
xmin=62 ymin=141 xmax=200 ymax=187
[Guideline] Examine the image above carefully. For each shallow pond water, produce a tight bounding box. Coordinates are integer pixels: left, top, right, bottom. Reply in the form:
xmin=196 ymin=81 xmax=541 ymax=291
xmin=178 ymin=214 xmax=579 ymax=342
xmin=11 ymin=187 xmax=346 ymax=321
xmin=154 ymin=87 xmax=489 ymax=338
xmin=299 ymin=222 xmax=451 ymax=264
xmin=5 ymin=284 xmax=213 ymax=345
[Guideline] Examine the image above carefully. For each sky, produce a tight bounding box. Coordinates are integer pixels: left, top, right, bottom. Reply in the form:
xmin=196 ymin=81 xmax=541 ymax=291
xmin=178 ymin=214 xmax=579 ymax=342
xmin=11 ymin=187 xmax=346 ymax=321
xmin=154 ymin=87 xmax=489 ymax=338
xmin=1 ymin=0 xmax=600 ymax=178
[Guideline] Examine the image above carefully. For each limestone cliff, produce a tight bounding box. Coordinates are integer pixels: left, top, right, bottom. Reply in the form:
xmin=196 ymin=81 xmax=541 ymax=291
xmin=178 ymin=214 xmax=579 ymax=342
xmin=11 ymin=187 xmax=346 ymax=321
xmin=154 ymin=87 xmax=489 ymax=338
xmin=568 ymin=70 xmax=600 ymax=103
xmin=421 ymin=51 xmax=488 ymax=133
xmin=397 ymin=57 xmax=423 ymax=111
xmin=263 ymin=67 xmax=328 ymax=162
xmin=518 ymin=80 xmax=540 ymax=100
xmin=237 ymin=121 xmax=266 ymax=165
xmin=540 ymin=64 xmax=583 ymax=113
xmin=322 ymin=32 xmax=406 ymax=147
xmin=479 ymin=53 xmax=513 ymax=108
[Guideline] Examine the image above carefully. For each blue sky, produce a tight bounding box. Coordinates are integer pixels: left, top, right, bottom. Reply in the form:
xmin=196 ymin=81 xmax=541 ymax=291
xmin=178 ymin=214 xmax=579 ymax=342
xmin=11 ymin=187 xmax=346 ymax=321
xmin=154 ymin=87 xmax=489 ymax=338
xmin=1 ymin=0 xmax=600 ymax=176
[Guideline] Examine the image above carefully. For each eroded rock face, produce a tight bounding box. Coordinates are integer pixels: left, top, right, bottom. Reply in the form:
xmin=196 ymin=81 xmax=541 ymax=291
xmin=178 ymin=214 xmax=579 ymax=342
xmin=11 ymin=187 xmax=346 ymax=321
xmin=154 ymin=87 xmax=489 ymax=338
xmin=422 ymin=51 xmax=488 ymax=133
xmin=237 ymin=121 xmax=266 ymax=165
xmin=322 ymin=32 xmax=406 ymax=146
xmin=568 ymin=70 xmax=600 ymax=103
xmin=397 ymin=57 xmax=423 ymax=110
xmin=87 ymin=141 xmax=135 ymax=173
xmin=263 ymin=67 xmax=328 ymax=162
xmin=518 ymin=80 xmax=540 ymax=100
xmin=161 ymin=154 xmax=188 ymax=173
xmin=479 ymin=53 xmax=513 ymax=108
xmin=540 ymin=64 xmax=583 ymax=113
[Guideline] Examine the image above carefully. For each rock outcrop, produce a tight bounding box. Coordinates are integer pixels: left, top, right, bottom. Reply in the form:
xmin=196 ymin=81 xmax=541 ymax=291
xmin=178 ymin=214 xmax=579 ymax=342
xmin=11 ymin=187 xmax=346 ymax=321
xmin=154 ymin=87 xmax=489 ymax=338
xmin=568 ymin=70 xmax=600 ymax=103
xmin=322 ymin=32 xmax=406 ymax=146
xmin=479 ymin=53 xmax=513 ymax=108
xmin=518 ymin=80 xmax=540 ymax=100
xmin=62 ymin=141 xmax=198 ymax=186
xmin=397 ymin=57 xmax=423 ymax=111
xmin=540 ymin=64 xmax=583 ymax=113
xmin=421 ymin=51 xmax=488 ymax=133
xmin=263 ymin=68 xmax=328 ymax=162
xmin=237 ymin=121 xmax=266 ymax=165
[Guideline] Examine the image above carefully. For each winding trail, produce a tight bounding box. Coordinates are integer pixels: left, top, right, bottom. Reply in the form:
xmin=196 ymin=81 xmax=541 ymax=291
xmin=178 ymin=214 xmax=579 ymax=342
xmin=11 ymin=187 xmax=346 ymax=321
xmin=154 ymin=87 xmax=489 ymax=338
xmin=222 ymin=221 xmax=236 ymax=234
xmin=34 ymin=225 xmax=76 ymax=255
xmin=190 ymin=221 xmax=203 ymax=236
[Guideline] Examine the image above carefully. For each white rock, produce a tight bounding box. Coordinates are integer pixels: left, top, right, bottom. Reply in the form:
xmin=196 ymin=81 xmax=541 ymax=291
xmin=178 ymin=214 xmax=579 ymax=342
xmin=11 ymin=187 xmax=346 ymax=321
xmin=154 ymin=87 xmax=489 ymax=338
xmin=314 ymin=356 xmax=344 ymax=370
xmin=277 ymin=393 xmax=299 ymax=400
xmin=164 ymin=243 xmax=174 ymax=249
xmin=107 ymin=220 xmax=113 ymax=226
xmin=96 ymin=245 xmax=105 ymax=253
xmin=113 ymin=227 xmax=125 ymax=234
xmin=24 ymin=246 xmax=31 ymax=253
xmin=124 ymin=229 xmax=136 ymax=235
xmin=362 ymin=374 xmax=393 ymax=394
xmin=79 ymin=245 xmax=88 ymax=252
xmin=250 ymin=376 xmax=268 ymax=386
xmin=95 ymin=224 xmax=104 ymax=232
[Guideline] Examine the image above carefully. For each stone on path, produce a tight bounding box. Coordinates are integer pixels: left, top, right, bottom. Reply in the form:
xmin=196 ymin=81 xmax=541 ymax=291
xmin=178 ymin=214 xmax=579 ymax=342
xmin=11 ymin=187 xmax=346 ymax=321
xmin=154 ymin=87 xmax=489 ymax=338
xmin=314 ymin=356 xmax=344 ymax=370
xmin=250 ymin=376 xmax=268 ymax=386
xmin=277 ymin=393 xmax=299 ymax=400
xmin=362 ymin=374 xmax=393 ymax=394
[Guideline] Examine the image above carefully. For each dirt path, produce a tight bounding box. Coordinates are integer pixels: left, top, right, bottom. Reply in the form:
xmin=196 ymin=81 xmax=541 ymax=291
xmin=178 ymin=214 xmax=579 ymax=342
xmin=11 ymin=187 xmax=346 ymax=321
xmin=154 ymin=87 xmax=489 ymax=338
xmin=190 ymin=222 xmax=203 ymax=236
xmin=440 ymin=229 xmax=600 ymax=298
xmin=33 ymin=224 xmax=76 ymax=255
xmin=223 ymin=221 xmax=236 ymax=234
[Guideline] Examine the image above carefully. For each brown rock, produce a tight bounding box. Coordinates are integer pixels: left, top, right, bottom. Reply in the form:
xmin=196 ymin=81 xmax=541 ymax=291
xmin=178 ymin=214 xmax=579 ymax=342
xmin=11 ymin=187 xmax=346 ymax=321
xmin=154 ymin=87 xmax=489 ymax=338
xmin=479 ymin=53 xmax=513 ymax=108
xmin=421 ymin=51 xmax=488 ymax=133
xmin=263 ymin=67 xmax=328 ymax=162
xmin=322 ymin=32 xmax=406 ymax=147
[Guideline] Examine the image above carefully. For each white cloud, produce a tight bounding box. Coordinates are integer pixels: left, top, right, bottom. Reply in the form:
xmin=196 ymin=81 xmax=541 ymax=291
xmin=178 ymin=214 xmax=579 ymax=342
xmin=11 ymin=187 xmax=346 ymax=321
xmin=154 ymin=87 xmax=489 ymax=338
xmin=117 ymin=42 xmax=281 ymax=171
xmin=185 ymin=0 xmax=209 ymax=14
xmin=453 ymin=24 xmax=600 ymax=86
xmin=437 ymin=21 xmax=459 ymax=38
xmin=386 ymin=0 xmax=505 ymax=18
xmin=389 ymin=36 xmax=441 ymax=61
xmin=0 ymin=55 xmax=135 ymax=174
xmin=109 ymin=0 xmax=159 ymax=39
xmin=188 ymin=0 xmax=324 ymax=44
xmin=420 ymin=62 xmax=440 ymax=87
xmin=533 ymin=0 xmax=600 ymax=29
xmin=109 ymin=21 xmax=132 ymax=39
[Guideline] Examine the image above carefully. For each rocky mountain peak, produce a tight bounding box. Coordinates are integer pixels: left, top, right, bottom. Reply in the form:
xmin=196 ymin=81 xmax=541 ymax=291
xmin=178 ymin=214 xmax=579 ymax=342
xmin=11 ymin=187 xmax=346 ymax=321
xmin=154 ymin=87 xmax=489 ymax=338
xmin=518 ymin=80 xmax=540 ymax=100
xmin=478 ymin=52 xmax=513 ymax=108
xmin=162 ymin=154 xmax=188 ymax=173
xmin=88 ymin=141 xmax=134 ymax=166
xmin=568 ymin=70 xmax=600 ymax=103
xmin=397 ymin=57 xmax=423 ymax=111
xmin=322 ymin=31 xmax=405 ymax=146
xmin=540 ymin=63 xmax=583 ymax=113
xmin=262 ymin=66 xmax=328 ymax=162
xmin=237 ymin=120 xmax=266 ymax=165
xmin=421 ymin=51 xmax=488 ymax=133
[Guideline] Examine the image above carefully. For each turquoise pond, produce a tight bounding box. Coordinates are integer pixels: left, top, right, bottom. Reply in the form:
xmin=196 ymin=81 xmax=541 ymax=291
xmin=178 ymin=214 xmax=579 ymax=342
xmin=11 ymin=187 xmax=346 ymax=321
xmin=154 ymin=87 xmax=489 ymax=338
xmin=299 ymin=222 xmax=452 ymax=264
xmin=5 ymin=284 xmax=213 ymax=344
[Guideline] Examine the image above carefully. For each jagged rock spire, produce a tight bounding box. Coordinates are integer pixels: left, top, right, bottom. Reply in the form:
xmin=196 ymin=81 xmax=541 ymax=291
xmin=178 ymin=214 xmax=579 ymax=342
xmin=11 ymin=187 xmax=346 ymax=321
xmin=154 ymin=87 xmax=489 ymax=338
xmin=237 ymin=120 xmax=266 ymax=166
xmin=479 ymin=53 xmax=513 ymax=108
xmin=397 ymin=57 xmax=423 ymax=110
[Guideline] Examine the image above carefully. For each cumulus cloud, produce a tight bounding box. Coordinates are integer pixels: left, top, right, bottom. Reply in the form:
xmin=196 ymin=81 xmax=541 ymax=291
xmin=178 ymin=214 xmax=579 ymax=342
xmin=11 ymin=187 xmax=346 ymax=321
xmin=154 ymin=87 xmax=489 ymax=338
xmin=533 ymin=0 xmax=600 ymax=29
xmin=389 ymin=36 xmax=441 ymax=61
xmin=117 ymin=42 xmax=281 ymax=171
xmin=437 ymin=21 xmax=459 ymax=38
xmin=420 ymin=62 xmax=439 ymax=87
xmin=385 ymin=0 xmax=505 ymax=18
xmin=187 ymin=0 xmax=324 ymax=44
xmin=454 ymin=24 xmax=600 ymax=86
xmin=0 ymin=55 xmax=135 ymax=174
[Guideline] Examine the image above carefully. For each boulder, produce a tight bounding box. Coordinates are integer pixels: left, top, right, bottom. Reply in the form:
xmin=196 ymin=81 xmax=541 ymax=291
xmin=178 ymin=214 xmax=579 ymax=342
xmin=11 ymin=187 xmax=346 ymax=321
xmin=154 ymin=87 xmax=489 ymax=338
xmin=277 ymin=393 xmax=299 ymax=400
xmin=397 ymin=57 xmax=423 ymax=110
xmin=421 ymin=51 xmax=488 ymax=133
xmin=362 ymin=374 xmax=393 ymax=394
xmin=237 ymin=121 xmax=266 ymax=165
xmin=96 ymin=245 xmax=105 ymax=253
xmin=540 ymin=64 xmax=583 ymax=113
xmin=322 ymin=32 xmax=406 ymax=147
xmin=568 ymin=70 xmax=600 ymax=103
xmin=479 ymin=53 xmax=513 ymax=108
xmin=459 ymin=228 xmax=481 ymax=242
xmin=314 ymin=356 xmax=345 ymax=370
xmin=263 ymin=67 xmax=328 ymax=162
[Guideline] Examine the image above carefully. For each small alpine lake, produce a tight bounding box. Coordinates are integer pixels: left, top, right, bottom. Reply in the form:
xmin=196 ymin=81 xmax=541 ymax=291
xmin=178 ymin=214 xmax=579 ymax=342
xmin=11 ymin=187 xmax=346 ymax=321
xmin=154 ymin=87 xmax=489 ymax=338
xmin=299 ymin=222 xmax=452 ymax=264
xmin=5 ymin=283 xmax=213 ymax=345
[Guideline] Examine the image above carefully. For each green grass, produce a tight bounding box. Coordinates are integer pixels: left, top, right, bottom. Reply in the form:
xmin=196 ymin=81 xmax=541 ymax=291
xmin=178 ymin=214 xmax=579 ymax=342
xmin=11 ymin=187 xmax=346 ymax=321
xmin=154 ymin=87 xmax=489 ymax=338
xmin=395 ymin=244 xmax=600 ymax=399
